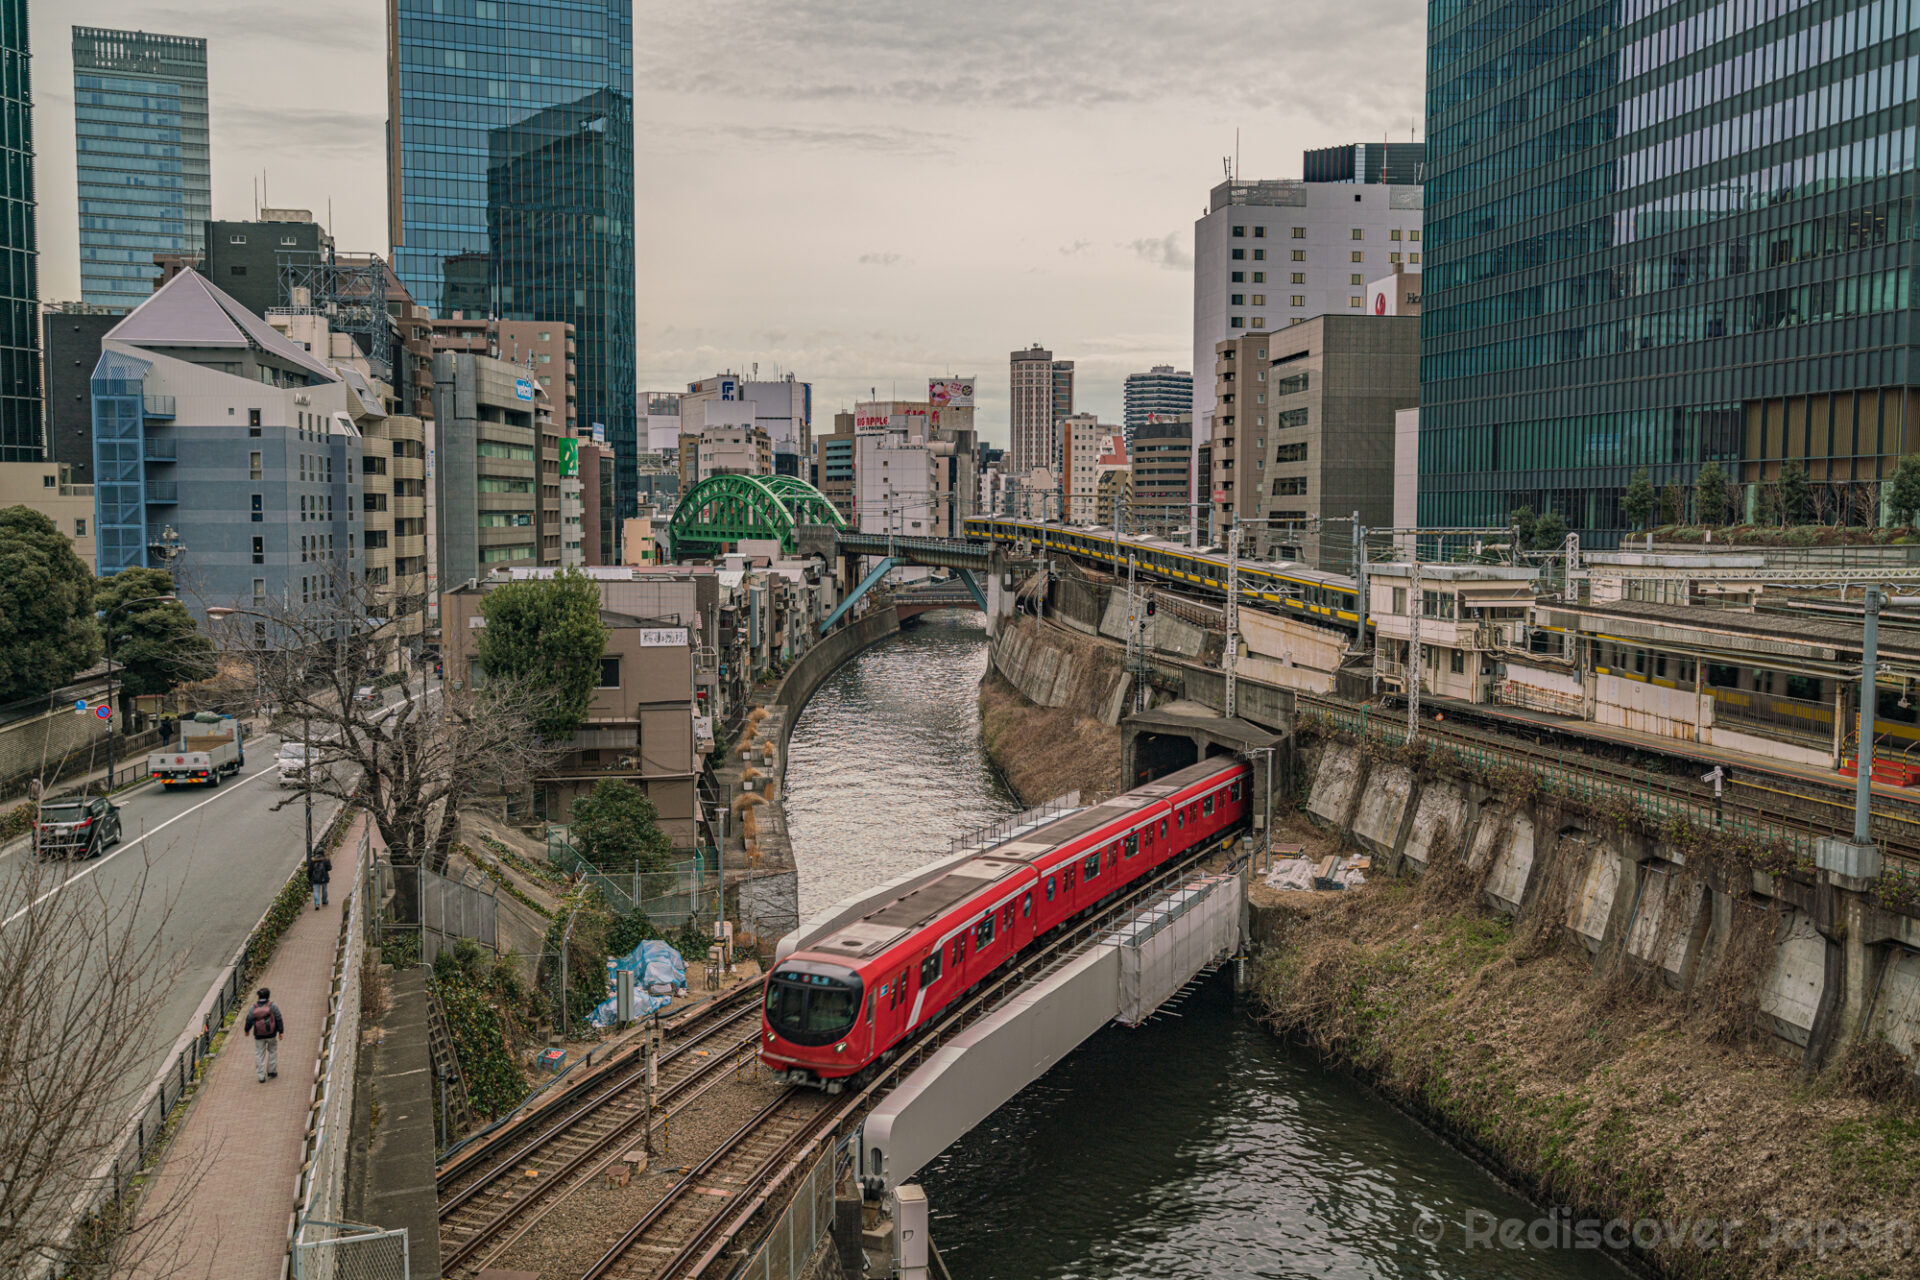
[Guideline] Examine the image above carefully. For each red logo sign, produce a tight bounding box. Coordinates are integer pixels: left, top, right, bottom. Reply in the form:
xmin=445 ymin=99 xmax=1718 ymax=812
xmin=1375 ymin=293 xmax=1387 ymax=316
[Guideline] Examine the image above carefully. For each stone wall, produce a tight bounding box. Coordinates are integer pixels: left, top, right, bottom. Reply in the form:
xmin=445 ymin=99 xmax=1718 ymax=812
xmin=1289 ymin=737 xmax=1920 ymax=1077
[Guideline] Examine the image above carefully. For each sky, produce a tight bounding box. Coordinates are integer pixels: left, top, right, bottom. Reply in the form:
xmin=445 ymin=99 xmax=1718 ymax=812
xmin=34 ymin=1 xmax=1427 ymax=447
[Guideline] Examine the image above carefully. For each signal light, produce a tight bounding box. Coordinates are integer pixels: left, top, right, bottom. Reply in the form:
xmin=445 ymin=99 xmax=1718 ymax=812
xmin=1146 ymin=597 xmax=1156 ymax=617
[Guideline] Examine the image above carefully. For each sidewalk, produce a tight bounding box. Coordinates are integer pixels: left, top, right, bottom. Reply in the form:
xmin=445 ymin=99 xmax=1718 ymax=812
xmin=132 ymin=818 xmax=352 ymax=1280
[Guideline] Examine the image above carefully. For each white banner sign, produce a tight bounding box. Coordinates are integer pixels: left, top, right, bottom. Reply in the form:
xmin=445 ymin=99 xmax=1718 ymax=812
xmin=639 ymin=627 xmax=690 ymax=648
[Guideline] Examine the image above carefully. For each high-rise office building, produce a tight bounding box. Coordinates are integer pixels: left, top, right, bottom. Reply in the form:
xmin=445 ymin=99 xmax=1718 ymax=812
xmin=1420 ymin=0 xmax=1920 ymax=544
xmin=1008 ymin=345 xmax=1073 ymax=477
xmin=72 ymin=28 xmax=210 ymax=311
xmin=1192 ymin=145 xmax=1423 ymax=443
xmin=389 ymin=2 xmax=636 ymax=516
xmin=2 ymin=0 xmax=40 ymax=462
xmin=1123 ymin=366 xmax=1191 ymax=452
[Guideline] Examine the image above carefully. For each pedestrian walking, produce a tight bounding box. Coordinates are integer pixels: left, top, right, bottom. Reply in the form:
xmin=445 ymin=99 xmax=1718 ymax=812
xmin=158 ymin=716 xmax=174 ymax=748
xmin=307 ymin=850 xmax=332 ymax=909
xmin=243 ymin=988 xmax=283 ymax=1083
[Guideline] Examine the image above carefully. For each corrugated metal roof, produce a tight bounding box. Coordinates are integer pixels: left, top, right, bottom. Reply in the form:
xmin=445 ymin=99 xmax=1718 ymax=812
xmin=106 ymin=270 xmax=340 ymax=383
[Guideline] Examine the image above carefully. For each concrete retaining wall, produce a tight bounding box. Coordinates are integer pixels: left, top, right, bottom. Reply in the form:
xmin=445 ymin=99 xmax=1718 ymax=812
xmin=1295 ymin=738 xmax=1920 ymax=1076
xmin=775 ymin=605 xmax=901 ymax=761
xmin=989 ymin=619 xmax=1130 ymax=726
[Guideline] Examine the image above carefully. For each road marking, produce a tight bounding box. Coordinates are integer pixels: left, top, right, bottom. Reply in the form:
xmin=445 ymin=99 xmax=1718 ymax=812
xmin=2 ymin=765 xmax=277 ymax=929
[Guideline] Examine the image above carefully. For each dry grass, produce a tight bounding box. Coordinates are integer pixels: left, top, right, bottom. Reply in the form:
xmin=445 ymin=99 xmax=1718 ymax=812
xmin=1254 ymin=821 xmax=1920 ymax=1280
xmin=977 ymin=670 xmax=1122 ymax=804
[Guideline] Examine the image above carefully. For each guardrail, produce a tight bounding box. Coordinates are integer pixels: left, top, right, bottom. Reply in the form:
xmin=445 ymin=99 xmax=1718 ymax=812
xmin=948 ymin=790 xmax=1082 ymax=855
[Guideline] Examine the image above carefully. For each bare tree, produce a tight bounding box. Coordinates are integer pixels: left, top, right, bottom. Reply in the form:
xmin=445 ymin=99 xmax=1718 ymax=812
xmin=205 ymin=569 xmax=557 ymax=922
xmin=0 ymin=836 xmax=203 ymax=1278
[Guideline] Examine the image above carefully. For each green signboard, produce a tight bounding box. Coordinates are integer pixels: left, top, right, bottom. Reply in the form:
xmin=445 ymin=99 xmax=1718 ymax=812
xmin=559 ymin=436 xmax=579 ymax=478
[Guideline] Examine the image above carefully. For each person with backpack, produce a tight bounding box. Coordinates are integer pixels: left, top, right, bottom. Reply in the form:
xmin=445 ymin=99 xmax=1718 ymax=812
xmin=307 ymin=850 xmax=332 ymax=909
xmin=244 ymin=988 xmax=284 ymax=1083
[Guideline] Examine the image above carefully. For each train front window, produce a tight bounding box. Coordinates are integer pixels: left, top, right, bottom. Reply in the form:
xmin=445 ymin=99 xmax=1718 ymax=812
xmin=765 ymin=969 xmax=864 ymax=1047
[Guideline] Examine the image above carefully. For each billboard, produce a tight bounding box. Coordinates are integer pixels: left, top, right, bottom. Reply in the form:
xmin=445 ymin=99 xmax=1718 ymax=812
xmin=591 ymin=422 xmax=606 ymax=444
xmin=514 ymin=377 xmax=535 ymax=401
xmin=558 ymin=437 xmax=579 ymax=478
xmin=928 ymin=378 xmax=975 ymax=408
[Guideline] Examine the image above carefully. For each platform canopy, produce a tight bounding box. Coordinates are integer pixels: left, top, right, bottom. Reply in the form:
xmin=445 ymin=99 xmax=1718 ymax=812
xmin=666 ymin=473 xmax=847 ymax=558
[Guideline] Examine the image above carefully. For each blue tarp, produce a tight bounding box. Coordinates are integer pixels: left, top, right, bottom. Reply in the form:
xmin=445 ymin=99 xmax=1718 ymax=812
xmin=588 ymin=939 xmax=690 ymax=1027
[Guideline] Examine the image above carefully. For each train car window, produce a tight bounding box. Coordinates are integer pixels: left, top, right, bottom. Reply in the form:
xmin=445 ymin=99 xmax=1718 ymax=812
xmin=867 ymin=993 xmax=875 ymax=1024
xmin=1002 ymin=903 xmax=1014 ymax=929
xmin=1125 ymin=833 xmax=1139 ymax=858
xmin=952 ymin=936 xmax=965 ymax=965
xmin=1083 ymin=853 xmax=1101 ymax=879
xmin=1045 ymin=875 xmax=1056 ymax=901
xmin=1204 ymin=794 xmax=1216 ymax=817
xmin=920 ymin=951 xmax=941 ymax=986
xmin=1023 ymin=891 xmax=1033 ymax=917
xmin=1176 ymin=810 xmax=1184 ymax=829
xmin=977 ymin=913 xmax=995 ymax=948
xmin=1231 ymin=780 xmax=1243 ymax=802
xmin=1161 ymin=819 xmax=1168 ymax=839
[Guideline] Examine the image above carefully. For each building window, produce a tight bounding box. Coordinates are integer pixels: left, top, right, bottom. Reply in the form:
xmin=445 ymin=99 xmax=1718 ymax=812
xmin=252 ymin=579 xmax=266 ymax=605
xmin=1251 ymin=294 xmax=1265 ymax=306
xmin=1230 ymin=317 xmax=1245 ymax=328
xmin=1252 ymin=249 xmax=1265 ymax=261
xmin=1232 ymin=248 xmax=1245 ymax=260
xmin=1231 ymin=270 xmax=1244 ymax=282
xmin=230 ymin=266 xmax=246 ymax=276
xmin=252 ymin=535 xmax=265 ymax=564
xmin=1253 ymin=226 xmax=1265 ymax=238
xmin=1351 ymin=228 xmax=1364 ymax=240
xmin=1349 ymin=296 xmax=1364 ymax=307
xmin=1410 ymin=253 xmax=1421 ymax=264
xmin=1232 ymin=225 xmax=1246 ymax=237
xmin=228 ymin=234 xmax=246 ymax=245
xmin=597 ymin=657 xmax=621 ymax=687
xmin=1451 ymin=650 xmax=1466 ymax=674
xmin=1290 ymin=250 xmax=1305 ymax=261
xmin=1291 ymin=227 xmax=1305 ymax=239
xmin=251 ymin=494 xmax=263 ymax=523
xmin=1389 ymin=252 xmax=1402 ymax=263
xmin=1251 ymin=317 xmax=1265 ymax=328
xmin=1393 ymin=587 xmax=1407 ymax=614
xmin=1390 ymin=229 xmax=1403 ymax=241
xmin=74 ymin=519 xmax=86 ymax=536
xmin=1350 ymin=251 xmax=1364 ymax=262
xmin=248 ymin=409 xmax=261 ymax=427
xmin=1291 ymin=272 xmax=1304 ymax=284
xmin=1289 ymin=295 xmax=1305 ymax=306
xmin=1350 ymin=274 xmax=1363 ymax=285
xmin=1231 ymin=294 xmax=1244 ymax=305
xmin=249 ymin=426 xmax=261 ymax=437
xmin=1409 ymin=230 xmax=1420 ymax=241
xmin=250 ymin=451 xmax=262 ymax=480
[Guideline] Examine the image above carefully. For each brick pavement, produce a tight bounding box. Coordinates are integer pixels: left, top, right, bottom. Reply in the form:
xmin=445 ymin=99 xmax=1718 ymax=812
xmin=131 ymin=817 xmax=358 ymax=1280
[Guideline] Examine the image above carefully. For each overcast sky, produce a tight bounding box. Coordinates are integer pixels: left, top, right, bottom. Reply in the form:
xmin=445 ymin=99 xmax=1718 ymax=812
xmin=35 ymin=1 xmax=1426 ymax=445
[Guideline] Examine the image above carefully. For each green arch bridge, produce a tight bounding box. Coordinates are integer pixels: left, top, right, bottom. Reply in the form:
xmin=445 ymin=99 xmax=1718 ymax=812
xmin=666 ymin=473 xmax=848 ymax=559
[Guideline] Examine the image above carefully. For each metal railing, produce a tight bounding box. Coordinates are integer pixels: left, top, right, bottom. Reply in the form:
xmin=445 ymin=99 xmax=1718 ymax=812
xmin=948 ymin=790 xmax=1082 ymax=855
xmin=727 ymin=1140 xmax=848 ymax=1280
xmin=292 ymin=823 xmax=402 ymax=1277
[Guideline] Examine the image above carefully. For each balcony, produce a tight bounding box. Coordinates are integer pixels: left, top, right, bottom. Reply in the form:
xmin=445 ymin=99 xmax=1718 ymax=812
xmin=143 ymin=437 xmax=177 ymax=461
xmin=145 ymin=481 xmax=179 ymax=504
xmin=143 ymin=396 xmax=176 ymax=419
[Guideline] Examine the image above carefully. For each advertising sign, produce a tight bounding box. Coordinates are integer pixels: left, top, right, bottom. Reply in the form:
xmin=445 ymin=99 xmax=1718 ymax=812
xmin=591 ymin=422 xmax=606 ymax=444
xmin=558 ymin=436 xmax=579 ymax=478
xmin=928 ymin=378 xmax=975 ymax=408
xmin=639 ymin=627 xmax=690 ymax=648
xmin=720 ymin=378 xmax=739 ymax=402
xmin=514 ymin=377 xmax=535 ymax=401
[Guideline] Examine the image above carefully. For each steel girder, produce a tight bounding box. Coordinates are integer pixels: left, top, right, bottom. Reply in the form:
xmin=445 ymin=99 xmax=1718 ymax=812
xmin=667 ymin=473 xmax=847 ymax=558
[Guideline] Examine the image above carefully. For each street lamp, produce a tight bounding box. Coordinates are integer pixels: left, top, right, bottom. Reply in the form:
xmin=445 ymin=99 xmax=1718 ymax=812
xmin=99 ymin=593 xmax=178 ymax=792
xmin=207 ymin=605 xmax=316 ymax=862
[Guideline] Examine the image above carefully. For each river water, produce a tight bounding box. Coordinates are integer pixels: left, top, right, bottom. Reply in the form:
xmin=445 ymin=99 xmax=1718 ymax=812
xmin=783 ymin=614 xmax=1619 ymax=1280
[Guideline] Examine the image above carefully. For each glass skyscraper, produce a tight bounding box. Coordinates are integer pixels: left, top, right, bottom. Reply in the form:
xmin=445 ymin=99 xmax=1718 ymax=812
xmin=72 ymin=28 xmax=210 ymax=311
xmin=389 ymin=0 xmax=636 ymax=516
xmin=1420 ymin=0 xmax=1919 ymax=544
xmin=1 ymin=0 xmax=39 ymax=461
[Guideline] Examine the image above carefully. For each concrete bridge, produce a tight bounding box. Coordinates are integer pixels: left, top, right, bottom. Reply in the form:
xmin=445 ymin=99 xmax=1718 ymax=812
xmin=894 ymin=581 xmax=982 ymax=621
xmin=796 ymin=525 xmax=1029 ymax=637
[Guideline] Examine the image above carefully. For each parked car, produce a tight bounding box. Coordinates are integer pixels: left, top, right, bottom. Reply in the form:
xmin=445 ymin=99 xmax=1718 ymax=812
xmin=33 ymin=796 xmax=122 ymax=860
xmin=353 ymin=685 xmax=382 ymax=710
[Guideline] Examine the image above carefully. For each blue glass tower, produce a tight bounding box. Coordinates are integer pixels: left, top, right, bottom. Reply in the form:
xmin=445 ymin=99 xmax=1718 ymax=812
xmin=389 ymin=0 xmax=636 ymax=517
xmin=72 ymin=27 xmax=210 ymax=311
xmin=1420 ymin=0 xmax=1920 ymax=544
xmin=1 ymin=0 xmax=40 ymax=461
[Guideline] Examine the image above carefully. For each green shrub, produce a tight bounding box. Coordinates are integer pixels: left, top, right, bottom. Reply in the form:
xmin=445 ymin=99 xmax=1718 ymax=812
xmin=0 ymin=802 xmax=31 ymax=842
xmin=430 ymin=971 xmax=529 ymax=1119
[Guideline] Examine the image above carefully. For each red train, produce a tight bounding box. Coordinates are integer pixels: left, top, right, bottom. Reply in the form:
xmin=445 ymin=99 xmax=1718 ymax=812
xmin=760 ymin=757 xmax=1251 ymax=1089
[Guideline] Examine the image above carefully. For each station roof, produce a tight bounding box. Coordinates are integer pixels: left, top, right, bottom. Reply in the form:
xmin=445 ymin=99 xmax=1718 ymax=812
xmin=1536 ymin=599 xmax=1920 ymax=668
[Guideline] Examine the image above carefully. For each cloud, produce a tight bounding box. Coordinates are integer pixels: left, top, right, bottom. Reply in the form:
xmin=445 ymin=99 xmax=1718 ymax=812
xmin=698 ymin=123 xmax=960 ymax=156
xmin=858 ymin=252 xmax=903 ymax=267
xmin=1128 ymin=232 xmax=1192 ymax=271
xmin=1059 ymin=240 xmax=1092 ymax=257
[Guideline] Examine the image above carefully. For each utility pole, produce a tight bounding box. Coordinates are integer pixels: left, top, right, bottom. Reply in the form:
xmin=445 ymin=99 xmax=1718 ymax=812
xmin=1224 ymin=522 xmax=1241 ymax=720
xmin=1407 ymin=553 xmax=1422 ymax=740
xmin=1351 ymin=511 xmax=1368 ymax=653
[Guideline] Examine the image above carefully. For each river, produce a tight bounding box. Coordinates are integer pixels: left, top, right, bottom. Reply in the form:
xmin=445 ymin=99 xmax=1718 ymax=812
xmin=782 ymin=613 xmax=1620 ymax=1279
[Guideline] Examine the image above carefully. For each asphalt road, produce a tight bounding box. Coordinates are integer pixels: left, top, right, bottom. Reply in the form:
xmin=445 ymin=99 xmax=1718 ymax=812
xmin=0 ymin=730 xmax=347 ymax=1103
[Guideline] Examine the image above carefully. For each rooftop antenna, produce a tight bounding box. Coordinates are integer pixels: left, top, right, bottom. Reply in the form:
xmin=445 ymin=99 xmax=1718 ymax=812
xmin=252 ymin=176 xmax=258 ymax=219
xmin=1235 ymin=128 xmax=1240 ymax=181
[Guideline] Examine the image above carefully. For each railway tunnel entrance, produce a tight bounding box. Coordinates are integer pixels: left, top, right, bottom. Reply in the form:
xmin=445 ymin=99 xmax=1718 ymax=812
xmin=1121 ymin=701 xmax=1287 ymax=845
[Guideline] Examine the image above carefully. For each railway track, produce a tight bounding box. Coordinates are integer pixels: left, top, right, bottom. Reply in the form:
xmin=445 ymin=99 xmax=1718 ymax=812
xmin=436 ymin=986 xmax=766 ymax=1279
xmin=577 ymin=833 xmax=1250 ymax=1280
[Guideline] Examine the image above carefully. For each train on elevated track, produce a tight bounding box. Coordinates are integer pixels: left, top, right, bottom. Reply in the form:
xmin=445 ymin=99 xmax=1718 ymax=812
xmin=962 ymin=515 xmax=1360 ymax=629
xmin=760 ymin=756 xmax=1251 ymax=1089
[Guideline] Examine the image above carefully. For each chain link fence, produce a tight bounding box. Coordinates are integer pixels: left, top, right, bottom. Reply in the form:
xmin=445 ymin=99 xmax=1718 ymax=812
xmin=728 ymin=1140 xmax=847 ymax=1280
xmin=546 ymin=826 xmax=722 ymax=924
xmin=292 ymin=824 xmax=410 ymax=1279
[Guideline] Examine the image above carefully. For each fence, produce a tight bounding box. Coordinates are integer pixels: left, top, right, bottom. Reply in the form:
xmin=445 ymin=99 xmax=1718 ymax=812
xmin=727 ymin=1139 xmax=848 ymax=1280
xmin=948 ymin=791 xmax=1082 ymax=855
xmin=292 ymin=823 xmax=410 ymax=1278
xmin=371 ymin=858 xmax=500 ymax=967
xmin=546 ymin=827 xmax=723 ymax=925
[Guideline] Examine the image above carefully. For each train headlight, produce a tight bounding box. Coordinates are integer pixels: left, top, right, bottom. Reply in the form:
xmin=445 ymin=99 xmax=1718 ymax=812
xmin=765 ymin=1030 xmax=774 ymax=1042
xmin=835 ymin=1042 xmax=847 ymax=1054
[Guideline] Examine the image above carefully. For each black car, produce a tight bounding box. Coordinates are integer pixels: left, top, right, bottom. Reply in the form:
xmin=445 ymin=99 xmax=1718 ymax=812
xmin=33 ymin=796 xmax=123 ymax=860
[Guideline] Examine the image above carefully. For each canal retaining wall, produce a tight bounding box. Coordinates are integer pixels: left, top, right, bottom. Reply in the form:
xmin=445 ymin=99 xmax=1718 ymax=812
xmin=1280 ymin=736 xmax=1920 ymax=1077
xmin=981 ymin=617 xmax=1126 ymax=803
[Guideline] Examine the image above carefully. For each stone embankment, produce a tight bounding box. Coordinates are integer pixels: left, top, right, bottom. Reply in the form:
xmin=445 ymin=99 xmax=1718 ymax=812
xmin=1255 ymin=733 xmax=1920 ymax=1279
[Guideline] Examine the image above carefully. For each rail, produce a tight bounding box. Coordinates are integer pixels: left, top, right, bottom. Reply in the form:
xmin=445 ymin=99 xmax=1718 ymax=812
xmin=948 ymin=789 xmax=1082 ymax=855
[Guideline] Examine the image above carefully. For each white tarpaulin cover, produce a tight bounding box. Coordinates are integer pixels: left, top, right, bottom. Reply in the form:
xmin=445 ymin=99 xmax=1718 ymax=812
xmin=1107 ymin=874 xmax=1240 ymax=1027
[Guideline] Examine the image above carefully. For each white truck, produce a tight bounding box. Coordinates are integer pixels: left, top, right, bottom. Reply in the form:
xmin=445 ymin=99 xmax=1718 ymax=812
xmin=147 ymin=714 xmax=245 ymax=788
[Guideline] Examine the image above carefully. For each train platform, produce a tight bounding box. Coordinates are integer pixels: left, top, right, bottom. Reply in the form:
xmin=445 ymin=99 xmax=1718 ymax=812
xmin=1425 ymin=695 xmax=1920 ymax=806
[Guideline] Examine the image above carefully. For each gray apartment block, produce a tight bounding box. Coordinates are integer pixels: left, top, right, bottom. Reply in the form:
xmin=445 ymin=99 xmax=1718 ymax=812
xmin=432 ymin=351 xmax=540 ymax=590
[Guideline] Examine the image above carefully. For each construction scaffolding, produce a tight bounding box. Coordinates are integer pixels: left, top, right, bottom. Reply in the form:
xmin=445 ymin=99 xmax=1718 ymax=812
xmin=278 ymin=252 xmax=395 ymax=380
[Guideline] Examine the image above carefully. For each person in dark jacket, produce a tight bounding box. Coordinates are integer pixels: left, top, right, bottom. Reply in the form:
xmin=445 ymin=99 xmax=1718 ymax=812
xmin=307 ymin=851 xmax=332 ymax=909
xmin=158 ymin=717 xmax=174 ymax=748
xmin=244 ymin=988 xmax=284 ymax=1082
